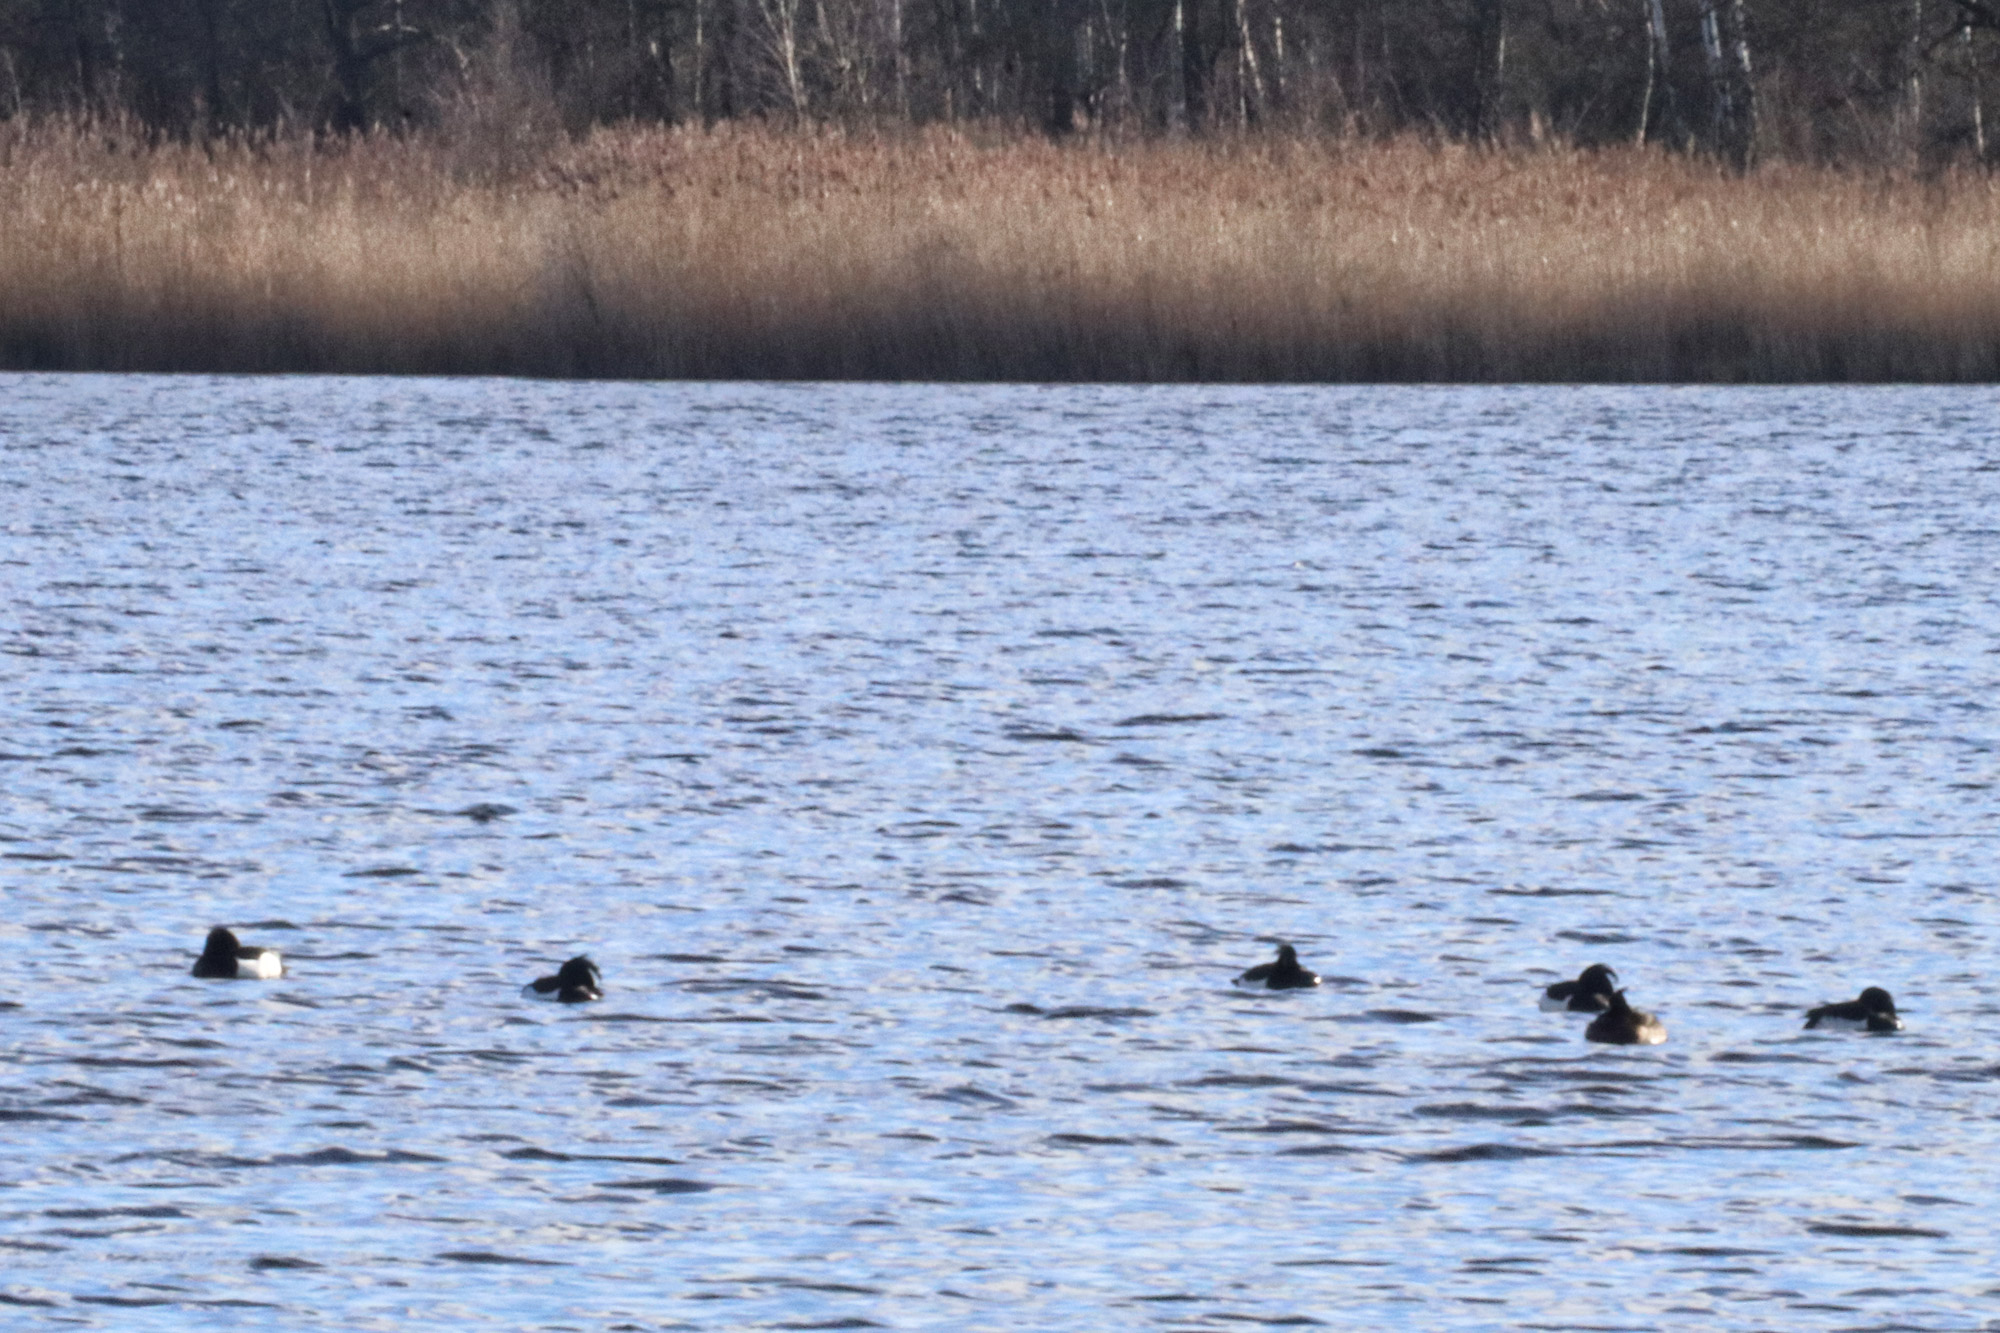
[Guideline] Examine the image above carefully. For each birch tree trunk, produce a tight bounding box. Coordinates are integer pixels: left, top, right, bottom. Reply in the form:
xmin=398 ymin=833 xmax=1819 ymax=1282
xmin=753 ymin=0 xmax=808 ymax=114
xmin=889 ymin=0 xmax=906 ymax=117
xmin=1471 ymin=0 xmax=1507 ymax=140
xmin=1269 ymin=9 xmax=1283 ymax=113
xmin=1728 ymin=0 xmax=1756 ymax=156
xmin=1970 ymin=23 xmax=1989 ymax=160
xmin=1179 ymin=0 xmax=1208 ymax=128
xmin=1637 ymin=0 xmax=1681 ymax=146
xmin=1234 ymin=0 xmax=1266 ymax=126
xmin=1699 ymin=0 xmax=1755 ymax=166
xmin=1905 ymin=0 xmax=1925 ymax=157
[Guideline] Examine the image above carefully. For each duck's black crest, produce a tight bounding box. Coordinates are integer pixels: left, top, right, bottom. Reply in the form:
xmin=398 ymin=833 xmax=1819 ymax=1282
xmin=1236 ymin=943 xmax=1320 ymax=990
xmin=192 ymin=926 xmax=282 ymax=980
xmin=1542 ymin=962 xmax=1618 ymax=1013
xmin=526 ymin=954 xmax=603 ymax=1003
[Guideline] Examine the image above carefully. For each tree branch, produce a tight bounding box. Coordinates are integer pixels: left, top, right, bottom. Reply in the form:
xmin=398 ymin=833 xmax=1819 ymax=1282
xmin=1946 ymin=0 xmax=2000 ymax=32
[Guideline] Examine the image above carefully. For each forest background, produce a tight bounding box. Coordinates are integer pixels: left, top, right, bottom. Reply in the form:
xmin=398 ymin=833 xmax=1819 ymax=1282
xmin=7 ymin=1 xmax=2000 ymax=381
xmin=4 ymin=0 xmax=1998 ymax=167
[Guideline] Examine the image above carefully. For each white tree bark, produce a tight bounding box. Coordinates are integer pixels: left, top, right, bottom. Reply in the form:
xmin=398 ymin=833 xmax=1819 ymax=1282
xmin=1637 ymin=0 xmax=1673 ymax=144
xmin=753 ymin=0 xmax=808 ymax=113
xmin=1698 ymin=0 xmax=1755 ymax=165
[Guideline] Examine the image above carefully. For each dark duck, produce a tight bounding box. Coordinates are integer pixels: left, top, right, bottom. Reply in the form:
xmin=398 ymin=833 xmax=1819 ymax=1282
xmin=1804 ymin=986 xmax=1901 ymax=1033
xmin=1235 ymin=943 xmax=1321 ymax=990
xmin=1584 ymin=989 xmax=1667 ymax=1045
xmin=192 ymin=926 xmax=284 ymax=980
xmin=524 ymin=955 xmax=603 ymax=1003
xmin=1540 ymin=962 xmax=1619 ymax=1013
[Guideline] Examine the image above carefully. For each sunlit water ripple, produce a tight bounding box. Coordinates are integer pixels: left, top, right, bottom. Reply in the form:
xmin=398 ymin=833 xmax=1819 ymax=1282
xmin=3 ymin=375 xmax=1999 ymax=1330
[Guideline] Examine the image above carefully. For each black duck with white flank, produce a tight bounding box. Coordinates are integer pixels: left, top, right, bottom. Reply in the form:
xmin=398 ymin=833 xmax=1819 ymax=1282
xmin=192 ymin=926 xmax=284 ymax=980
xmin=1804 ymin=986 xmax=1901 ymax=1033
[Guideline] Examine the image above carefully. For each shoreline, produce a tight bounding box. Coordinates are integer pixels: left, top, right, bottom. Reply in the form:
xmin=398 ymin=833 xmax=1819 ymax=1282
xmin=6 ymin=124 xmax=2000 ymax=383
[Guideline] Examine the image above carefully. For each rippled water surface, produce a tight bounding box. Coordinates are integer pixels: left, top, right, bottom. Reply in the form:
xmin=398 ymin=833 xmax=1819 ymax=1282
xmin=5 ymin=375 xmax=2000 ymax=1330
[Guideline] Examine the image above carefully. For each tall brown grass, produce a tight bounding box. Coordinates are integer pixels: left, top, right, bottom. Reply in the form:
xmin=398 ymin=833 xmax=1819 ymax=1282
xmin=5 ymin=119 xmax=2000 ymax=381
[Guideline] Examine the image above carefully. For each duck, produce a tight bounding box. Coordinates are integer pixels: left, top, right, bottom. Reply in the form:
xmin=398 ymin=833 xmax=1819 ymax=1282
xmin=1804 ymin=986 xmax=1901 ymax=1033
xmin=1539 ymin=962 xmax=1619 ymax=1013
xmin=524 ymin=955 xmax=603 ymax=1003
xmin=1234 ymin=943 xmax=1320 ymax=990
xmin=192 ymin=926 xmax=284 ymax=980
xmin=1584 ymin=989 xmax=1666 ymax=1045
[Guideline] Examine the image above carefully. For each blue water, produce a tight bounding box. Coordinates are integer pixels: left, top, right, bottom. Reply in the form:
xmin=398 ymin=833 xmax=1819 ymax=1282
xmin=3 ymin=375 xmax=1999 ymax=1330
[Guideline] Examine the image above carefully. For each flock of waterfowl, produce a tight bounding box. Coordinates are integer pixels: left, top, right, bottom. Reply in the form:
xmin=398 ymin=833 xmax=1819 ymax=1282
xmin=194 ymin=927 xmax=1902 ymax=1043
xmin=193 ymin=928 xmax=603 ymax=1001
xmin=1536 ymin=964 xmax=1670 ymax=1046
xmin=1228 ymin=945 xmax=1899 ymax=1045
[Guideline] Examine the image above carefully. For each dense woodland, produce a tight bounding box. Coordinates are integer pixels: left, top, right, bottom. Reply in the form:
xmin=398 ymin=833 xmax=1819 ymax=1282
xmin=1 ymin=0 xmax=1998 ymax=166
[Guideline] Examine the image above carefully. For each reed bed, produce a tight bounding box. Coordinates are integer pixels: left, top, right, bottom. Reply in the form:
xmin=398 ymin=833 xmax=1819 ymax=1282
xmin=5 ymin=120 xmax=2000 ymax=381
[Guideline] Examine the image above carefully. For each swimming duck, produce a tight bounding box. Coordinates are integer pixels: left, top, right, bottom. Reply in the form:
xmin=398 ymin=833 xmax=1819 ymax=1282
xmin=1539 ymin=962 xmax=1619 ymax=1013
xmin=192 ymin=926 xmax=284 ymax=980
xmin=1235 ymin=943 xmax=1321 ymax=990
xmin=1804 ymin=986 xmax=1901 ymax=1033
xmin=1584 ymin=990 xmax=1666 ymax=1045
xmin=524 ymin=955 xmax=603 ymax=1003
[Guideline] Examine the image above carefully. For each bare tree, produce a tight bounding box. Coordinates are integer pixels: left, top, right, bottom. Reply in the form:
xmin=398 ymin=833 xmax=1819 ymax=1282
xmin=1636 ymin=0 xmax=1682 ymax=145
xmin=323 ymin=0 xmax=432 ymax=130
xmin=1471 ymin=0 xmax=1506 ymax=139
xmin=1698 ymin=0 xmax=1755 ymax=165
xmin=750 ymin=0 xmax=808 ymax=112
xmin=1946 ymin=0 xmax=2000 ymax=32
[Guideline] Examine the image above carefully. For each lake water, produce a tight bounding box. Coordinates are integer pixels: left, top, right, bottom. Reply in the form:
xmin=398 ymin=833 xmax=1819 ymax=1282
xmin=4 ymin=375 xmax=2000 ymax=1331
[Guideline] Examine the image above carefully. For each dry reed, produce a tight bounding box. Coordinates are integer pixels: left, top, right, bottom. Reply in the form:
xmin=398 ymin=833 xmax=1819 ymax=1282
xmin=4 ymin=120 xmax=2000 ymax=381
